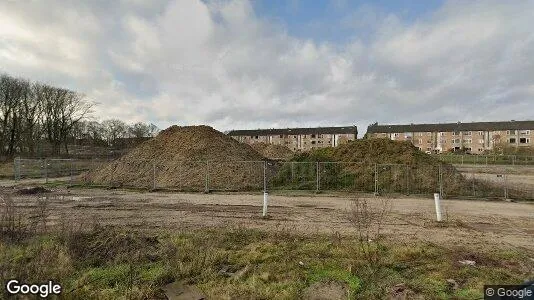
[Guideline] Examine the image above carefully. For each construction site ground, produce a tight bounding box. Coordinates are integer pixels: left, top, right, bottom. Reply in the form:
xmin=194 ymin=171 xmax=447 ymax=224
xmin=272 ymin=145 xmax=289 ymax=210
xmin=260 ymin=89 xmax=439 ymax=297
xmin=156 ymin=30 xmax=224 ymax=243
xmin=4 ymin=181 xmax=533 ymax=253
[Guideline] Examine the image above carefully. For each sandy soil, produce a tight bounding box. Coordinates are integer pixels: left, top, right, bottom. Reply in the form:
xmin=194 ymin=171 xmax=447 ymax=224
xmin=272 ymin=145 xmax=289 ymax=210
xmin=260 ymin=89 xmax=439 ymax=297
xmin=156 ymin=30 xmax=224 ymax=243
xmin=2 ymin=182 xmax=533 ymax=253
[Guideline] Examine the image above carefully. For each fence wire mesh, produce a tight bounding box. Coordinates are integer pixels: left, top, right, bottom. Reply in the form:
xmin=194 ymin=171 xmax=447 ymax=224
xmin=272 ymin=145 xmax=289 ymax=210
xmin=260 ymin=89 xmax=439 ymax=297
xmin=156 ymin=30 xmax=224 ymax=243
xmin=12 ymin=158 xmax=534 ymax=201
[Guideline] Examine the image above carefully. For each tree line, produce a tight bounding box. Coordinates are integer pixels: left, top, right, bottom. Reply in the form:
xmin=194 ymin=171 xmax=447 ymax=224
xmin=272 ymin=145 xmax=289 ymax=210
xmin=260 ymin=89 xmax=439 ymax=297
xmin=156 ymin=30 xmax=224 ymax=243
xmin=0 ymin=73 xmax=159 ymax=158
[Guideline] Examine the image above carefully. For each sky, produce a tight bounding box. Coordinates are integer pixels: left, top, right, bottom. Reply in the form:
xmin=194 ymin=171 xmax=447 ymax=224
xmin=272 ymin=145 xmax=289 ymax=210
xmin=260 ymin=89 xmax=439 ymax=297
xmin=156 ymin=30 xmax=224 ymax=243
xmin=1 ymin=0 xmax=533 ymax=135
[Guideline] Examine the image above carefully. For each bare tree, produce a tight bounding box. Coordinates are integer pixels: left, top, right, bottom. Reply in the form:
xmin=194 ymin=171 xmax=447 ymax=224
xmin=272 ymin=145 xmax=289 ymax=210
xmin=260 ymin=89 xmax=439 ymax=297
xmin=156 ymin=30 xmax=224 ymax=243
xmin=41 ymin=85 xmax=93 ymax=154
xmin=102 ymin=119 xmax=128 ymax=147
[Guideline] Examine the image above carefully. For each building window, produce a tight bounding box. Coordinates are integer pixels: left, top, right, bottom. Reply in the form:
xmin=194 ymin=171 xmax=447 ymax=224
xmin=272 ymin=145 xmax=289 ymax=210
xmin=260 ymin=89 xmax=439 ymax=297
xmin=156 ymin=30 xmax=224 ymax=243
xmin=465 ymin=139 xmax=472 ymax=144
xmin=509 ymin=138 xmax=516 ymax=143
xmin=519 ymin=130 xmax=530 ymax=135
xmin=507 ymin=130 xmax=517 ymax=135
xmin=279 ymin=135 xmax=283 ymax=138
xmin=439 ymin=132 xmax=445 ymax=136
xmin=520 ymin=138 xmax=530 ymax=144
xmin=478 ymin=139 xmax=484 ymax=144
xmin=464 ymin=131 xmax=472 ymax=135
xmin=311 ymin=141 xmax=316 ymax=145
xmin=255 ymin=136 xmax=259 ymax=139
xmin=418 ymin=139 xmax=422 ymax=144
xmin=452 ymin=132 xmax=460 ymax=136
xmin=453 ymin=139 xmax=461 ymax=144
xmin=393 ymin=133 xmax=399 ymax=137
xmin=311 ymin=134 xmax=316 ymax=138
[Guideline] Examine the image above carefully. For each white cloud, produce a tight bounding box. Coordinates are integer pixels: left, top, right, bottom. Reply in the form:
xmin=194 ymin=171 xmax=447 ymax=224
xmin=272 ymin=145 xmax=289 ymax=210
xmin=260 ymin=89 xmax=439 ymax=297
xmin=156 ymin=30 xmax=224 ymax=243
xmin=0 ymin=0 xmax=533 ymax=134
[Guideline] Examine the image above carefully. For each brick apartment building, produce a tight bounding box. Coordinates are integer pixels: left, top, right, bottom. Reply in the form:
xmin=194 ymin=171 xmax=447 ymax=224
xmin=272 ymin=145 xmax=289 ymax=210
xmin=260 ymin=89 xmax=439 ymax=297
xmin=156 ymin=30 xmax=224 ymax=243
xmin=366 ymin=121 xmax=534 ymax=154
xmin=227 ymin=126 xmax=357 ymax=151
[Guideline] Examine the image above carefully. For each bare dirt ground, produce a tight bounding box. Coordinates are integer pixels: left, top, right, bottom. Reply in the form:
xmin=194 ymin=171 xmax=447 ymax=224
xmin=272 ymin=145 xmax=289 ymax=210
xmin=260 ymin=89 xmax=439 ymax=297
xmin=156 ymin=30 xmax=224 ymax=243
xmin=456 ymin=165 xmax=534 ymax=191
xmin=3 ymin=180 xmax=533 ymax=254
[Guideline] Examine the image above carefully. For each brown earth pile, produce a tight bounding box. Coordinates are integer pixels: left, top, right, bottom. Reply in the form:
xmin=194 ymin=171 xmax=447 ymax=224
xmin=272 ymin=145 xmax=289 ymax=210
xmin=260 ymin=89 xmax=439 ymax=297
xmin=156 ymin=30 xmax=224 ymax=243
xmin=250 ymin=142 xmax=294 ymax=160
xmin=289 ymin=139 xmax=477 ymax=196
xmin=84 ymin=126 xmax=266 ymax=190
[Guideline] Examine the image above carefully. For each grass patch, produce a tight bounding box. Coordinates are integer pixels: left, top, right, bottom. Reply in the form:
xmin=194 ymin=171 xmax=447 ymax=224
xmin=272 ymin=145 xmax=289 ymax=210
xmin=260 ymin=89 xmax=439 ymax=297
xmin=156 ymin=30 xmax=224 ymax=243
xmin=0 ymin=227 xmax=532 ymax=299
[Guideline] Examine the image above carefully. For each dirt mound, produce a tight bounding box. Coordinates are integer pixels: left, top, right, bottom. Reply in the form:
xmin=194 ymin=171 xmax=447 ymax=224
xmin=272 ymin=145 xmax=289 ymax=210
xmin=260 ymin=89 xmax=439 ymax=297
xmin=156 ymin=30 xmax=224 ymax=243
xmin=294 ymin=139 xmax=436 ymax=165
xmin=84 ymin=126 xmax=265 ymax=190
xmin=277 ymin=139 xmax=478 ymax=195
xmin=250 ymin=142 xmax=294 ymax=160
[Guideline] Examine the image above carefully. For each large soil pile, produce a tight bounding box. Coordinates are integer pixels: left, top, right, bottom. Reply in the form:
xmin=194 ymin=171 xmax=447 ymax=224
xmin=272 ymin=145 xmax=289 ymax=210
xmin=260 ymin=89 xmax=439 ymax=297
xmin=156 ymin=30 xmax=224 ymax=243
xmin=250 ymin=142 xmax=294 ymax=160
xmin=84 ymin=126 xmax=266 ymax=190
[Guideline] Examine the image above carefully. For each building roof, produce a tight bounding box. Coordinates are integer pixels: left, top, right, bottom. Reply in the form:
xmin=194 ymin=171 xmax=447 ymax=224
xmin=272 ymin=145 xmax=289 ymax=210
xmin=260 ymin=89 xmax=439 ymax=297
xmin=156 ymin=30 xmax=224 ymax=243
xmin=366 ymin=120 xmax=534 ymax=134
xmin=227 ymin=126 xmax=358 ymax=137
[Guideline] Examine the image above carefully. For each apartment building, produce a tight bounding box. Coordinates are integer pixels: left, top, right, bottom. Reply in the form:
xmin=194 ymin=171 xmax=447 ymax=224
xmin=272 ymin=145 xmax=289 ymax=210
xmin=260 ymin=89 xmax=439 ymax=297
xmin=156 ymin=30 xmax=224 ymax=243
xmin=366 ymin=121 xmax=534 ymax=154
xmin=227 ymin=126 xmax=357 ymax=151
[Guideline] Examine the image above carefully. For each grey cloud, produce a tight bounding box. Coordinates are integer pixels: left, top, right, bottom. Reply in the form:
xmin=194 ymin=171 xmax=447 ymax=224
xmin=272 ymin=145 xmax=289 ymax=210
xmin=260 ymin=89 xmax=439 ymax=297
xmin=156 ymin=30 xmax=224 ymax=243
xmin=0 ymin=0 xmax=533 ymax=133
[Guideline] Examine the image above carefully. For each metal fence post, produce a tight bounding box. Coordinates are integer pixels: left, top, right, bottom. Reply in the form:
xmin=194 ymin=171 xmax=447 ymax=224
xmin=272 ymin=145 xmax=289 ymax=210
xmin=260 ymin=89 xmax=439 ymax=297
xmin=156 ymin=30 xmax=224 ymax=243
xmin=44 ymin=158 xmax=48 ymax=183
xmin=406 ymin=164 xmax=410 ymax=195
xmin=472 ymin=172 xmax=476 ymax=197
xmin=204 ymin=160 xmax=210 ymax=193
xmin=503 ymin=174 xmax=508 ymax=200
xmin=374 ymin=164 xmax=378 ymax=195
xmin=316 ymin=162 xmax=320 ymax=192
xmin=69 ymin=159 xmax=73 ymax=184
xmin=14 ymin=157 xmax=20 ymax=181
xmin=153 ymin=162 xmax=156 ymax=190
xmin=438 ymin=164 xmax=443 ymax=198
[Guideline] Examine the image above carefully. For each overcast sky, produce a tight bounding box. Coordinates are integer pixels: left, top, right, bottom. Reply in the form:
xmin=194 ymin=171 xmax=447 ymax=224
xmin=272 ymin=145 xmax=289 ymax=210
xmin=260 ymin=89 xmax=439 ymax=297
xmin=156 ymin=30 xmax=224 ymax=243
xmin=1 ymin=0 xmax=533 ymax=134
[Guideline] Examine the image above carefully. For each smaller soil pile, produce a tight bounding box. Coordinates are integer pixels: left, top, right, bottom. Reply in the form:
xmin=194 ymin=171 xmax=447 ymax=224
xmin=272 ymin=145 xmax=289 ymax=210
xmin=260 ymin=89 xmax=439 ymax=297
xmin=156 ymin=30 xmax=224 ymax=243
xmin=293 ymin=138 xmax=436 ymax=165
xmin=84 ymin=126 xmax=266 ymax=190
xmin=250 ymin=142 xmax=294 ymax=160
xmin=273 ymin=139 xmax=502 ymax=197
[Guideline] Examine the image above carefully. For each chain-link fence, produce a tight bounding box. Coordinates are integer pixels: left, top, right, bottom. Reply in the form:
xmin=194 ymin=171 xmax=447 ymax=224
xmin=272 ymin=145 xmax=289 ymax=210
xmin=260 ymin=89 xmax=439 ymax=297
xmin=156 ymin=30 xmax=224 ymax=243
xmin=13 ymin=158 xmax=113 ymax=183
xmin=434 ymin=154 xmax=534 ymax=166
xmin=12 ymin=158 xmax=534 ymax=200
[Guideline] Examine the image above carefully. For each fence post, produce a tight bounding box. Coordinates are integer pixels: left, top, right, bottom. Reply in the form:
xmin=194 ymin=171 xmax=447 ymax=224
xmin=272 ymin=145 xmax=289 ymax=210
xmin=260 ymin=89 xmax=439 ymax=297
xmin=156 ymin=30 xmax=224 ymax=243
xmin=485 ymin=155 xmax=488 ymax=165
xmin=461 ymin=155 xmax=464 ymax=165
xmin=69 ymin=159 xmax=73 ymax=184
xmin=44 ymin=158 xmax=48 ymax=183
xmin=472 ymin=172 xmax=476 ymax=197
xmin=503 ymin=174 xmax=508 ymax=200
xmin=153 ymin=162 xmax=156 ymax=190
xmin=204 ymin=160 xmax=210 ymax=193
xmin=14 ymin=157 xmax=20 ymax=181
xmin=374 ymin=164 xmax=378 ymax=195
xmin=316 ymin=162 xmax=320 ymax=192
xmin=405 ymin=165 xmax=410 ymax=195
xmin=438 ymin=164 xmax=443 ymax=198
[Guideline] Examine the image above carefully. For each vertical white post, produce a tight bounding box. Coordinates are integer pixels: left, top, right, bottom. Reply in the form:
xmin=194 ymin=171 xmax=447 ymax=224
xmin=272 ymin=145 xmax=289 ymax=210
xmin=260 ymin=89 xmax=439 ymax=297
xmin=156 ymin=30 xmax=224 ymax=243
xmin=434 ymin=193 xmax=443 ymax=222
xmin=263 ymin=161 xmax=268 ymax=217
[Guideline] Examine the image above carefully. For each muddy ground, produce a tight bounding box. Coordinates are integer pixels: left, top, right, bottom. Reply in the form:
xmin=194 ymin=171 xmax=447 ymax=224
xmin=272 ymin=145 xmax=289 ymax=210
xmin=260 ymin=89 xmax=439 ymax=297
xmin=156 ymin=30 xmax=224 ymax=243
xmin=2 ymin=181 xmax=533 ymax=254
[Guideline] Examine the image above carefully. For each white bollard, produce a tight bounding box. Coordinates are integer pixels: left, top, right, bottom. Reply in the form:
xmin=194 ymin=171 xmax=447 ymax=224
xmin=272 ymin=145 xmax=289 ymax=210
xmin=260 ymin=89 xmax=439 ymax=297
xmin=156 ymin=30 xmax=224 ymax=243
xmin=262 ymin=192 xmax=269 ymax=217
xmin=434 ymin=193 xmax=443 ymax=222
